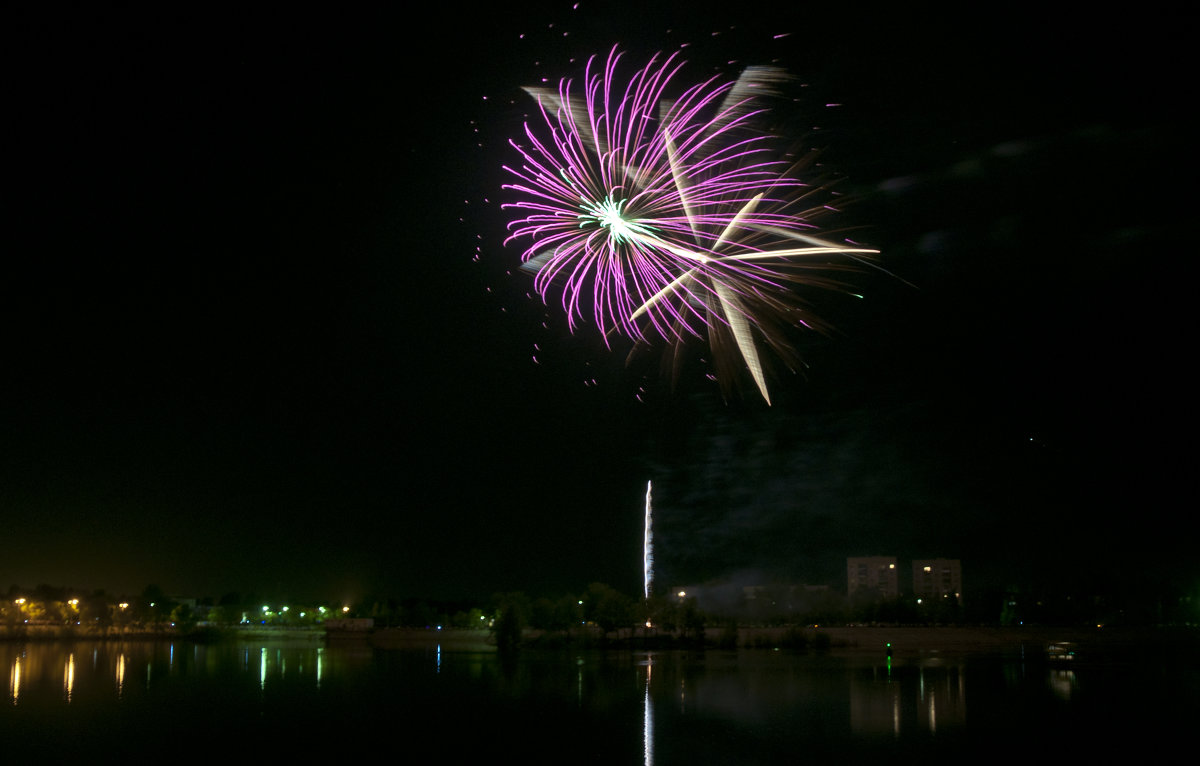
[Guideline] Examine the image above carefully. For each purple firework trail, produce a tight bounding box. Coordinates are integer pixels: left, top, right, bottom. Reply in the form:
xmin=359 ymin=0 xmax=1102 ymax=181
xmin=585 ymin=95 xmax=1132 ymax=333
xmin=502 ymin=47 xmax=877 ymax=403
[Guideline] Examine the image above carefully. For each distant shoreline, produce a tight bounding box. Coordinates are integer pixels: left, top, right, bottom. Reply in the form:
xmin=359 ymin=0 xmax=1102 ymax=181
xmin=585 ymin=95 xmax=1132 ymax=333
xmin=5 ymin=624 xmax=1195 ymax=657
xmin=365 ymin=624 xmax=1199 ymax=656
xmin=0 ymin=624 xmax=326 ymax=642
xmin=729 ymin=625 xmax=1199 ymax=656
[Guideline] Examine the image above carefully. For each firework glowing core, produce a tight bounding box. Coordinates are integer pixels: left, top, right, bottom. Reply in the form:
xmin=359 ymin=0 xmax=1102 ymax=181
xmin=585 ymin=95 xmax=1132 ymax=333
xmin=579 ymin=195 xmax=652 ymax=245
xmin=503 ymin=47 xmax=877 ymax=403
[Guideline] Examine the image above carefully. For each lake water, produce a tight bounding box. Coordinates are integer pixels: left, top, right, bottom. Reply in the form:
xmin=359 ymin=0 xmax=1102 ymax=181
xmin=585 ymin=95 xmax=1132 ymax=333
xmin=4 ymin=634 xmax=1196 ymax=761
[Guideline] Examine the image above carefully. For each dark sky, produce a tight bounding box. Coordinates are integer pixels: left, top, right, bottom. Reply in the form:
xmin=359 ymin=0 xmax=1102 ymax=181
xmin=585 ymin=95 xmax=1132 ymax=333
xmin=3 ymin=4 xmax=1190 ymax=605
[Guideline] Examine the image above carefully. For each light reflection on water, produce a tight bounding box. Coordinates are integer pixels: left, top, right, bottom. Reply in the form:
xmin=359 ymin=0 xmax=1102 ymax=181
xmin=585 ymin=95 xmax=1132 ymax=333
xmin=114 ymin=651 xmax=125 ymax=699
xmin=643 ymin=660 xmax=653 ymax=766
xmin=6 ymin=640 xmax=341 ymax=705
xmin=2 ymin=639 xmax=1195 ymax=761
xmin=62 ymin=651 xmax=73 ymax=702
xmin=8 ymin=651 xmax=20 ymax=703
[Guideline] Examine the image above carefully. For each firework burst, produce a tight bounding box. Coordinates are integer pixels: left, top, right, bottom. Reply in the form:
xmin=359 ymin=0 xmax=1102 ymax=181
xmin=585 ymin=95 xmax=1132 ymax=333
xmin=502 ymin=47 xmax=877 ymax=403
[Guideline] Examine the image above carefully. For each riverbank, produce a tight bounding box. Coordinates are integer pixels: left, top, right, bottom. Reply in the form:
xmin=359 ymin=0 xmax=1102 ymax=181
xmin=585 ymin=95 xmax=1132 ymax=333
xmin=0 ymin=624 xmax=327 ymax=642
xmin=733 ymin=625 xmax=1199 ymax=657
xmin=364 ymin=624 xmax=1199 ymax=656
xmin=6 ymin=623 xmax=1194 ymax=657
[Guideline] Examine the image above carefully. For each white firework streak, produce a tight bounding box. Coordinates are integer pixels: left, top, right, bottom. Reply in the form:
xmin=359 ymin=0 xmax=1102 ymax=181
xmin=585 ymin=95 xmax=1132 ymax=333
xmin=622 ymin=203 xmax=877 ymax=404
xmin=643 ymin=479 xmax=653 ymax=600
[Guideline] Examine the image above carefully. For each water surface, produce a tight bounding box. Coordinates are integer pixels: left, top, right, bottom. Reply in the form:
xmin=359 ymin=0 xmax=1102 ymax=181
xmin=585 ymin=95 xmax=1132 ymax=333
xmin=4 ymin=637 xmax=1194 ymax=761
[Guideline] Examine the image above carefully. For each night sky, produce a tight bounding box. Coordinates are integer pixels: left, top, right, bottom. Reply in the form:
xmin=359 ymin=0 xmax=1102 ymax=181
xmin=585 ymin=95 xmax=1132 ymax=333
xmin=4 ymin=4 xmax=1190 ymax=605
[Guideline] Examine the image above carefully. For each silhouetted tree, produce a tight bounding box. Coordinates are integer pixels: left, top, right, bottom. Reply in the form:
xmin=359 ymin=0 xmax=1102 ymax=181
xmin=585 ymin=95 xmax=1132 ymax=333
xmin=582 ymin=583 xmax=633 ymax=637
xmin=491 ymin=592 xmax=529 ymax=653
xmin=170 ymin=603 xmax=197 ymax=633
